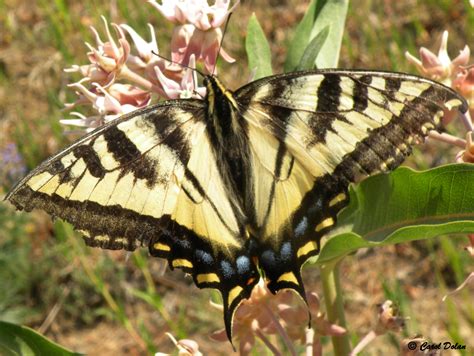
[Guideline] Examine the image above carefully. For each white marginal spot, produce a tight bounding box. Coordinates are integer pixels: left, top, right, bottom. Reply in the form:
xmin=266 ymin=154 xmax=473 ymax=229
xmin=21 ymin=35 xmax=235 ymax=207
xmin=433 ymin=111 xmax=443 ymax=125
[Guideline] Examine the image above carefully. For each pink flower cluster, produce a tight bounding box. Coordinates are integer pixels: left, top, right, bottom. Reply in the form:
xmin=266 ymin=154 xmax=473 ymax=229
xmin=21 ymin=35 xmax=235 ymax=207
xmin=209 ymin=279 xmax=345 ymax=355
xmin=62 ymin=1 xmax=235 ymax=132
xmin=406 ymin=31 xmax=474 ymax=163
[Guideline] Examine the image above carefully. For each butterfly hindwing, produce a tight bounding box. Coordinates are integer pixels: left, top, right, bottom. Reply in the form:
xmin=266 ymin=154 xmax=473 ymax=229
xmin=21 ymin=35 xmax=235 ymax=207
xmin=235 ymin=70 xmax=466 ymax=295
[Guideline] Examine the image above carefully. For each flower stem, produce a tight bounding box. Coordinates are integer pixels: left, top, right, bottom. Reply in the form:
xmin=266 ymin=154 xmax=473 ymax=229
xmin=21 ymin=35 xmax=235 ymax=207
xmin=460 ymin=111 xmax=473 ymax=132
xmin=349 ymin=330 xmax=377 ymax=355
xmin=428 ymin=131 xmax=466 ymax=148
xmin=255 ymin=328 xmax=282 ymax=356
xmin=263 ymin=303 xmax=297 ymax=356
xmin=120 ymin=65 xmax=153 ymax=90
xmin=320 ymin=259 xmax=351 ymax=356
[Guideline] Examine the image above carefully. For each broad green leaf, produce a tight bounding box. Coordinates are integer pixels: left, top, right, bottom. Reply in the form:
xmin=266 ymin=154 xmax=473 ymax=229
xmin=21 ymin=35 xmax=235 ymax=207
xmin=296 ymin=25 xmax=330 ymax=71
xmin=0 ymin=321 xmax=82 ymax=356
xmin=245 ymin=13 xmax=272 ymax=79
xmin=284 ymin=0 xmax=349 ymax=71
xmin=315 ymin=164 xmax=474 ymax=264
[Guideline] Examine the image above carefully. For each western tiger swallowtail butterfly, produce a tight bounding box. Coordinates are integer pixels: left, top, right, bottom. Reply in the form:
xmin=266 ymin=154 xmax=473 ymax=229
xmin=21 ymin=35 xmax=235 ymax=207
xmin=6 ymin=69 xmax=467 ymax=341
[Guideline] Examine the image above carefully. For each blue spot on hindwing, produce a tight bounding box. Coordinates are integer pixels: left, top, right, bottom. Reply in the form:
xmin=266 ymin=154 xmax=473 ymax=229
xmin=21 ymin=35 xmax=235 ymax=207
xmin=195 ymin=249 xmax=213 ymax=265
xmin=280 ymin=242 xmax=292 ymax=261
xmin=172 ymin=235 xmax=191 ymax=249
xmin=261 ymin=250 xmax=277 ymax=268
xmin=236 ymin=255 xmax=250 ymax=274
xmin=220 ymin=260 xmax=235 ymax=279
xmin=294 ymin=216 xmax=308 ymax=237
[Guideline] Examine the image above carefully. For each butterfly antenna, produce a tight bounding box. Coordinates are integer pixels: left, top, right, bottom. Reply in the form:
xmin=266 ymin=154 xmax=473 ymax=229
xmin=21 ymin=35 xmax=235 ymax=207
xmin=212 ymin=2 xmax=237 ymax=76
xmin=151 ymin=50 xmax=205 ymax=78
xmin=192 ymin=89 xmax=205 ymax=99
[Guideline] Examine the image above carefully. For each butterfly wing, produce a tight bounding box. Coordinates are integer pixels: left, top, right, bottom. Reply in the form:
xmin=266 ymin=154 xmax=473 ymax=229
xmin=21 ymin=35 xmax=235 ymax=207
xmin=235 ymin=69 xmax=467 ymax=296
xmin=6 ymin=101 xmax=259 ymax=333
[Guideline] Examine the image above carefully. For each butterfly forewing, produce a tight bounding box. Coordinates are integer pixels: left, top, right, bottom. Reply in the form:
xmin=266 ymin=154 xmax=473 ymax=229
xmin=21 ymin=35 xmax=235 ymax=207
xmin=7 ymin=99 xmax=259 ymax=314
xmin=235 ymin=70 xmax=467 ymax=294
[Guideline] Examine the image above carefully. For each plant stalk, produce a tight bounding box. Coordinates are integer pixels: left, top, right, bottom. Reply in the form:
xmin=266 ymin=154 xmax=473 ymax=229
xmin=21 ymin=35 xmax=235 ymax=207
xmin=320 ymin=259 xmax=351 ymax=355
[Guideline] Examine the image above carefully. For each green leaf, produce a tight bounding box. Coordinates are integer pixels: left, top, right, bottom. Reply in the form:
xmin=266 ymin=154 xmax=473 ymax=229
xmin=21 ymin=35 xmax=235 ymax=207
xmin=245 ymin=13 xmax=272 ymax=79
xmin=312 ymin=0 xmax=348 ymax=68
xmin=0 ymin=321 xmax=82 ymax=356
xmin=284 ymin=0 xmax=349 ymax=72
xmin=296 ymin=25 xmax=330 ymax=71
xmin=284 ymin=0 xmax=319 ymax=72
xmin=315 ymin=164 xmax=474 ymax=264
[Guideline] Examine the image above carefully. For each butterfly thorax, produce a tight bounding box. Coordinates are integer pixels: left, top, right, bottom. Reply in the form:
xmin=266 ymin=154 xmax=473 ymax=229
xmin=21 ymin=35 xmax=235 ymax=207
xmin=204 ymin=76 xmax=255 ymax=225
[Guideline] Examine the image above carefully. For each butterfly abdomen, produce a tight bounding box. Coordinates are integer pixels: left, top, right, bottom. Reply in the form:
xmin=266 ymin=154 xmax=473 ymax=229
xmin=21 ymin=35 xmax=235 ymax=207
xmin=204 ymin=76 xmax=255 ymax=226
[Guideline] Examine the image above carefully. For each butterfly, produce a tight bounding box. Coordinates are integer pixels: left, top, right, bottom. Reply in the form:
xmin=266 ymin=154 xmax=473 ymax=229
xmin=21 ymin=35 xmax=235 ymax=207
xmin=6 ymin=69 xmax=467 ymax=341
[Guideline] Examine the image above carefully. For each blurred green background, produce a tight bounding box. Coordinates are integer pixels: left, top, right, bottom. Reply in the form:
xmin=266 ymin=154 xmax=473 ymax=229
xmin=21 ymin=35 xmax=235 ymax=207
xmin=0 ymin=0 xmax=473 ymax=354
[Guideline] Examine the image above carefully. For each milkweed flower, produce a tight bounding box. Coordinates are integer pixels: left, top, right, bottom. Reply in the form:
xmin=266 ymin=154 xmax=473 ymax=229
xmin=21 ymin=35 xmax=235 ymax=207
xmin=155 ymin=55 xmax=206 ymax=98
xmin=407 ymin=30 xmax=474 ymax=162
xmin=155 ymin=333 xmax=203 ymax=356
xmin=405 ymin=31 xmax=470 ymax=86
xmin=120 ymin=23 xmax=160 ymax=69
xmin=405 ymin=30 xmax=473 ymax=125
xmin=149 ymin=0 xmax=231 ymax=30
xmin=61 ymin=82 xmax=151 ymax=131
xmin=70 ymin=16 xmax=131 ymax=88
xmin=62 ymin=1 xmax=236 ymax=133
xmin=453 ymin=66 xmax=474 ymax=110
xmin=210 ymin=279 xmax=345 ymax=355
xmin=149 ymin=0 xmax=236 ymax=73
xmin=351 ymin=300 xmax=406 ymax=355
xmin=171 ymin=23 xmax=235 ymax=73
